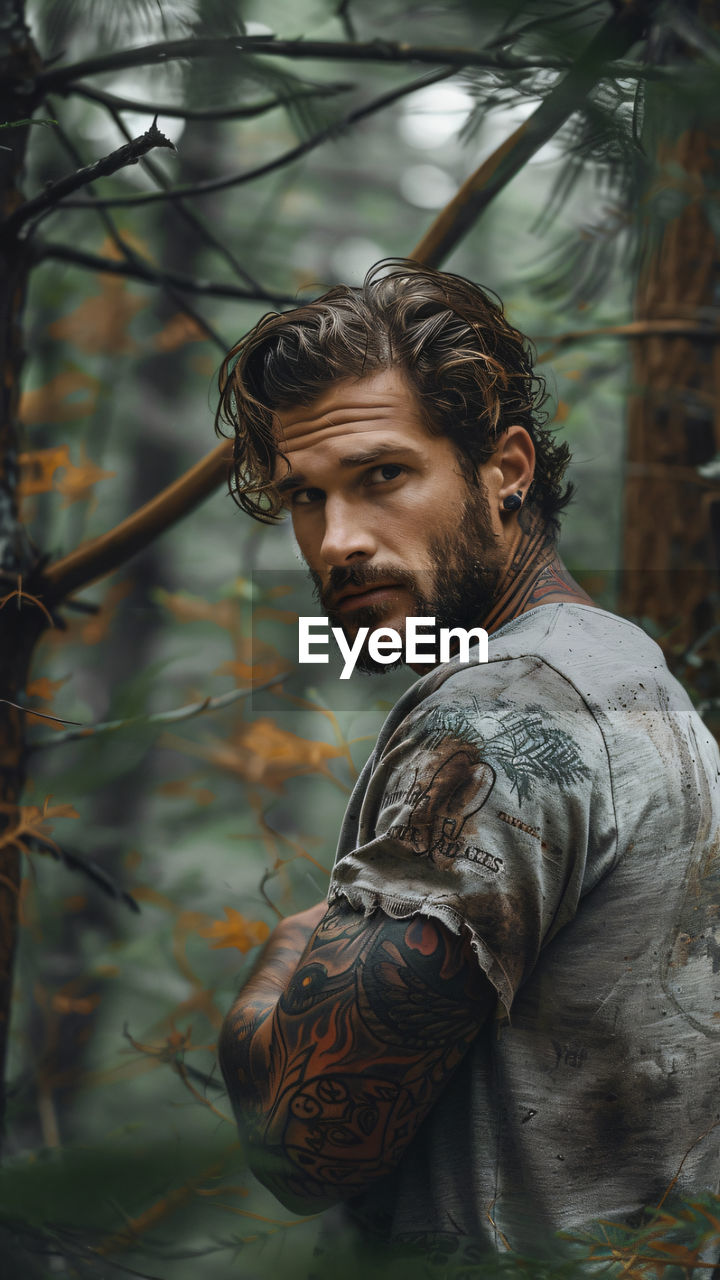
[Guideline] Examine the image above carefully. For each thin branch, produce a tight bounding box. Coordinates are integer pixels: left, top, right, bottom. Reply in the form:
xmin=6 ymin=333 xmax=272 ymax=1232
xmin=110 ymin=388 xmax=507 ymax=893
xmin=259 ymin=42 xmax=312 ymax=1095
xmin=55 ymin=68 xmax=455 ymax=210
xmin=33 ymin=240 xmax=304 ymax=305
xmin=42 ymin=100 xmax=228 ymax=352
xmin=102 ymin=99 xmax=264 ymax=298
xmin=410 ymin=0 xmax=657 ymax=268
xmin=40 ymin=441 xmax=233 ymax=604
xmin=1 ymin=120 xmax=175 ymax=237
xmin=28 ymin=674 xmax=287 ymax=751
xmin=536 ymin=317 xmax=720 ymax=361
xmin=36 ymin=35 xmax=580 ymax=90
xmin=62 ymin=80 xmax=353 ymax=121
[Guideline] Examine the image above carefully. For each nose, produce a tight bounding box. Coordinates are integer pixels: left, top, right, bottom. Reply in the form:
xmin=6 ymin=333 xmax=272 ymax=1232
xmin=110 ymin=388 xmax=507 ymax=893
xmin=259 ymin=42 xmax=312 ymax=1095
xmin=319 ymin=495 xmax=377 ymax=566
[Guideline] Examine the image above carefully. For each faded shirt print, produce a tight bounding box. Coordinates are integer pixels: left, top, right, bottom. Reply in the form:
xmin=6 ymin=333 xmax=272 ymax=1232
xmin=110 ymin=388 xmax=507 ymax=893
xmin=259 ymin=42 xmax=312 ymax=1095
xmin=328 ymin=603 xmax=720 ymax=1259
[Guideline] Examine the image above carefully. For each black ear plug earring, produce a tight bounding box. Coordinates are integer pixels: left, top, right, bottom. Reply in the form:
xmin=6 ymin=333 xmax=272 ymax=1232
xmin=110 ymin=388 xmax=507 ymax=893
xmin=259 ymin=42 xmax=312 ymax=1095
xmin=502 ymin=490 xmax=523 ymax=512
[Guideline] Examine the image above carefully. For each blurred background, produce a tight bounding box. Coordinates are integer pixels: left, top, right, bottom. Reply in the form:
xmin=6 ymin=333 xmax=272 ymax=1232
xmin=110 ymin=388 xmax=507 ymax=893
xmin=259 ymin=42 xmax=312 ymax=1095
xmin=3 ymin=0 xmax=719 ymax=1274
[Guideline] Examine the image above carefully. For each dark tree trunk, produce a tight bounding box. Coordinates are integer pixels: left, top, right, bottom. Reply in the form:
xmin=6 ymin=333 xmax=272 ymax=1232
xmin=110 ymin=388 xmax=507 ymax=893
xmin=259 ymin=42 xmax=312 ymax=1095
xmin=0 ymin=0 xmax=45 ymax=1141
xmin=621 ymin=1 xmax=720 ymax=723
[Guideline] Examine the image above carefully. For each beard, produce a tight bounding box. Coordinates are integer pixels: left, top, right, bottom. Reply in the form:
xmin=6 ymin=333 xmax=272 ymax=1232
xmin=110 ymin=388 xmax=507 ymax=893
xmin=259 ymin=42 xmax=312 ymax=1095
xmin=307 ymin=483 xmax=505 ymax=675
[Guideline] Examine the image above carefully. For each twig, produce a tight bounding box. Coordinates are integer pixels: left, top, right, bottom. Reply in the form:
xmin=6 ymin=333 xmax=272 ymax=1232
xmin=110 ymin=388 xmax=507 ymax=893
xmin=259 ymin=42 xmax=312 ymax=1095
xmin=102 ymin=100 xmax=264 ymax=298
xmin=32 ymin=241 xmax=304 ymax=305
xmin=410 ymin=0 xmax=658 ymax=268
xmin=36 ymin=35 xmax=580 ymax=90
xmin=28 ymin=674 xmax=287 ymax=751
xmin=43 ymin=101 xmax=227 ymax=352
xmin=63 ymin=80 xmax=353 ymax=121
xmin=40 ymin=440 xmax=233 ymax=604
xmin=52 ymin=68 xmax=469 ymax=210
xmin=1 ymin=120 xmax=175 ymax=237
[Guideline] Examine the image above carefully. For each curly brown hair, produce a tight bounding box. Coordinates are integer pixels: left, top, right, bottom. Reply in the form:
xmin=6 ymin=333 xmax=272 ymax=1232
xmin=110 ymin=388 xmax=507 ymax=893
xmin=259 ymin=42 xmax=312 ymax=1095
xmin=215 ymin=260 xmax=572 ymax=535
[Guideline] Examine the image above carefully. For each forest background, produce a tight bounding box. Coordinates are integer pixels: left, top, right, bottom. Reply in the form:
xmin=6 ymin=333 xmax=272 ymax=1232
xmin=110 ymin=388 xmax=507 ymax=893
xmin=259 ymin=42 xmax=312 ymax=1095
xmin=2 ymin=0 xmax=720 ymax=1276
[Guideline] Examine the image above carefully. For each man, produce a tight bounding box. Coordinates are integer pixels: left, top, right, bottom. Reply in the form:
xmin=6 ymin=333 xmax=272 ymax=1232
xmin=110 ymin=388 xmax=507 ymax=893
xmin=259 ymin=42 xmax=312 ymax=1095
xmin=215 ymin=261 xmax=720 ymax=1263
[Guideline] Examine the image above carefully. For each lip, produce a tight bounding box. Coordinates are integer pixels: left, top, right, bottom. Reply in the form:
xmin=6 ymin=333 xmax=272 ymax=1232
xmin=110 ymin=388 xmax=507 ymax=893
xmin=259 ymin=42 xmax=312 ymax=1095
xmin=334 ymin=583 xmax=402 ymax=612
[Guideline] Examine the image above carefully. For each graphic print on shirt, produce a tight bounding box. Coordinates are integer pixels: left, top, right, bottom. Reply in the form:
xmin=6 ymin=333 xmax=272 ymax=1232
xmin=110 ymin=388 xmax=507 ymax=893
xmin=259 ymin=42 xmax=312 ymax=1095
xmin=378 ymin=697 xmax=590 ymax=871
xmin=421 ymin=697 xmax=591 ymax=804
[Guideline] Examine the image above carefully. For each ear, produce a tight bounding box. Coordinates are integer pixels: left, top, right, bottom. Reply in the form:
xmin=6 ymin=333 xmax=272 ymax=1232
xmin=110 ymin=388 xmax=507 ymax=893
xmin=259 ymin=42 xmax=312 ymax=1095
xmin=496 ymin=425 xmax=535 ymax=512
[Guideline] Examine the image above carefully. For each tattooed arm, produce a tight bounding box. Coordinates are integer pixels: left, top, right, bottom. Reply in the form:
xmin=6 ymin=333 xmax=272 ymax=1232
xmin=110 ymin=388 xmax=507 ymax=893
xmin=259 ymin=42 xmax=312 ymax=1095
xmin=219 ymin=899 xmax=495 ymax=1214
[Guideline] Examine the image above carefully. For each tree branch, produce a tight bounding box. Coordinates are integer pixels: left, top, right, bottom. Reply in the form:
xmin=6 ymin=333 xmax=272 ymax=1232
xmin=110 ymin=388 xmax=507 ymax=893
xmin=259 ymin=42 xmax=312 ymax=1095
xmin=40 ymin=442 xmax=233 ymax=605
xmin=1 ymin=120 xmax=175 ymax=237
xmin=54 ymin=68 xmax=455 ymax=211
xmin=32 ymin=240 xmax=304 ymax=305
xmin=36 ymin=35 xmax=578 ymax=90
xmin=62 ymin=80 xmax=353 ymax=121
xmin=28 ymin=674 xmax=286 ymax=751
xmin=101 ymin=98 xmax=264 ymax=299
xmin=42 ymin=100 xmax=228 ymax=351
xmin=410 ymin=0 xmax=657 ymax=268
xmin=536 ymin=318 xmax=720 ymax=361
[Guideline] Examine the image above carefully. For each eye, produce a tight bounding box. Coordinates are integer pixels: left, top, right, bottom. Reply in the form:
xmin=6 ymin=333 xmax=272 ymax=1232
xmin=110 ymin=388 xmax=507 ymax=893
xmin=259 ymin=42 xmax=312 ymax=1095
xmin=366 ymin=464 xmax=405 ymax=485
xmin=291 ymin=487 xmax=324 ymax=506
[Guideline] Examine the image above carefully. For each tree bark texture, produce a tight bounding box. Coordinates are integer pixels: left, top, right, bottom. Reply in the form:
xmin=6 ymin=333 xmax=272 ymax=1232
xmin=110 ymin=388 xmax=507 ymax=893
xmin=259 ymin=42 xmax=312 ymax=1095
xmin=0 ymin=0 xmax=44 ymax=1138
xmin=621 ymin=1 xmax=720 ymax=711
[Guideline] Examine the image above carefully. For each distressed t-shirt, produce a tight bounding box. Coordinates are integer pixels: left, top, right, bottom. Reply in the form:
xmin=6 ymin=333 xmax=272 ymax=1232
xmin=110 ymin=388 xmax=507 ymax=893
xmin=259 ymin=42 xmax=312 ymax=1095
xmin=327 ymin=603 xmax=720 ymax=1258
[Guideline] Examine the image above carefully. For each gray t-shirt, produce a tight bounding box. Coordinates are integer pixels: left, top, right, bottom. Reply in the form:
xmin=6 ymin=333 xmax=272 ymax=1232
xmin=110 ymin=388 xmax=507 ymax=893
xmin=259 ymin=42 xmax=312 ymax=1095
xmin=327 ymin=603 xmax=720 ymax=1257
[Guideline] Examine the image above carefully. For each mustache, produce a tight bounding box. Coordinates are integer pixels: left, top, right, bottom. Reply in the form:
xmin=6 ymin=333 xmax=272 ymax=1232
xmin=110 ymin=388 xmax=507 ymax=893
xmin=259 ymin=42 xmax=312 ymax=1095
xmin=310 ymin=564 xmax=419 ymax=611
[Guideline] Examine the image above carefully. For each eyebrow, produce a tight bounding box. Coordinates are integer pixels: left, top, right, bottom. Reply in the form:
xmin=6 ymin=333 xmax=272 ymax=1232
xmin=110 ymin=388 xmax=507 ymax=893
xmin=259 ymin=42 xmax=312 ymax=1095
xmin=274 ymin=443 xmax=415 ymax=494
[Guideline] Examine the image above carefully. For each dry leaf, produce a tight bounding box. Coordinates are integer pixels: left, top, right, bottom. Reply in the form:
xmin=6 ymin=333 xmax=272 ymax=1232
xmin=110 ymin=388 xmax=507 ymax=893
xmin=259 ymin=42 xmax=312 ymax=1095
xmin=54 ymin=443 xmax=115 ymax=509
xmin=49 ymin=234 xmax=150 ymax=355
xmin=19 ymin=369 xmax=99 ymax=425
xmin=153 ymin=312 xmax=207 ymax=353
xmin=18 ymin=445 xmax=72 ymax=496
xmin=198 ymin=907 xmax=270 ymax=952
xmin=175 ymin=717 xmax=346 ymax=792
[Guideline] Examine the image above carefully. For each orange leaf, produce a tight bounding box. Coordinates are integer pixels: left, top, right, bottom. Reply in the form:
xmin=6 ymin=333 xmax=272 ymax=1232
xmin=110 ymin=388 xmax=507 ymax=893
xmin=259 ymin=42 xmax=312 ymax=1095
xmin=54 ymin=443 xmax=115 ymax=509
xmin=198 ymin=907 xmax=270 ymax=952
xmin=26 ymin=676 xmax=69 ymax=703
xmin=186 ymin=717 xmax=346 ymax=792
xmin=79 ymin=580 xmax=131 ymax=646
xmin=153 ymin=312 xmax=207 ymax=353
xmin=19 ymin=369 xmax=99 ymax=426
xmin=49 ymin=235 xmax=150 ymax=355
xmin=18 ymin=445 xmax=71 ymax=496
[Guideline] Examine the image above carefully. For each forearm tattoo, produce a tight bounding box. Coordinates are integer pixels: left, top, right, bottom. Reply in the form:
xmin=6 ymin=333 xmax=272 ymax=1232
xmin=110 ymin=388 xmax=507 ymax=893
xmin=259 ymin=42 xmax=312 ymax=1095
xmin=219 ymin=901 xmax=493 ymax=1208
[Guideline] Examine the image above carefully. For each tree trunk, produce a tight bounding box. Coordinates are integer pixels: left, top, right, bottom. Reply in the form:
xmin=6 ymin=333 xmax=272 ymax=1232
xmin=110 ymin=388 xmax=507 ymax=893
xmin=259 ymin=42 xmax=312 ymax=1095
xmin=621 ymin=1 xmax=720 ymax=725
xmin=0 ymin=0 xmax=44 ymax=1139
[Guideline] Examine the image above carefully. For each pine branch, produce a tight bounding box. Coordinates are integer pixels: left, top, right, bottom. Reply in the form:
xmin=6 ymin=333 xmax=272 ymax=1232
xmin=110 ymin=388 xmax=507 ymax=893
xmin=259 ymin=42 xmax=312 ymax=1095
xmin=36 ymin=35 xmax=578 ymax=91
xmin=0 ymin=121 xmax=175 ymax=237
xmin=410 ymin=0 xmax=658 ymax=268
xmin=40 ymin=441 xmax=233 ymax=605
xmin=55 ymin=68 xmax=455 ymax=211
xmin=63 ymin=80 xmax=353 ymax=121
xmin=32 ymin=241 xmax=303 ymax=305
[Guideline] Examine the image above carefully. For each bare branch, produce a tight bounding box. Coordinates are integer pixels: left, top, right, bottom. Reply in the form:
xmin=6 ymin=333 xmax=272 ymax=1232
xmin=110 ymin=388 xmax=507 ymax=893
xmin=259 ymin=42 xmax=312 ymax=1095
xmin=1 ymin=120 xmax=175 ymax=237
xmin=40 ymin=441 xmax=233 ymax=605
xmin=42 ymin=100 xmax=228 ymax=352
xmin=101 ymin=99 xmax=264 ymax=298
xmin=28 ymin=675 xmax=286 ymax=751
xmin=536 ymin=318 xmax=720 ymax=361
xmin=33 ymin=240 xmax=303 ymax=305
xmin=51 ymin=68 xmax=456 ymax=211
xmin=63 ymin=81 xmax=353 ymax=121
xmin=36 ymin=35 xmax=576 ymax=90
xmin=410 ymin=0 xmax=658 ymax=268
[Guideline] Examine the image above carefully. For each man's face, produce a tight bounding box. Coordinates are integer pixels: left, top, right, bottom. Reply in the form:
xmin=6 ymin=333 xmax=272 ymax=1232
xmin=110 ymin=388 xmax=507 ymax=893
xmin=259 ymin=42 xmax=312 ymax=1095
xmin=273 ymin=368 xmax=510 ymax=671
